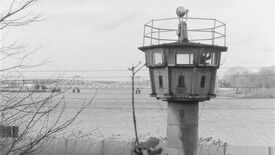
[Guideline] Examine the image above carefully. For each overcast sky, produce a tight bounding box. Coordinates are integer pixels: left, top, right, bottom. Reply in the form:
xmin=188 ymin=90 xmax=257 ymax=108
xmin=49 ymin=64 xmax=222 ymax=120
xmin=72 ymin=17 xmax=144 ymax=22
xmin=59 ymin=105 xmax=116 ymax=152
xmin=2 ymin=0 xmax=275 ymax=71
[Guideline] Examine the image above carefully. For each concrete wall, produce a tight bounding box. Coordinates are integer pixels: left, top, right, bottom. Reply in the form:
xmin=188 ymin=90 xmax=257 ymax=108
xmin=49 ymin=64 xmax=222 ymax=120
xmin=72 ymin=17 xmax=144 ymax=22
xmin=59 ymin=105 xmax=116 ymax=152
xmin=169 ymin=68 xmax=193 ymax=98
xmin=166 ymin=101 xmax=199 ymax=155
xmin=151 ymin=67 xmax=217 ymax=99
xmin=152 ymin=68 xmax=169 ymax=96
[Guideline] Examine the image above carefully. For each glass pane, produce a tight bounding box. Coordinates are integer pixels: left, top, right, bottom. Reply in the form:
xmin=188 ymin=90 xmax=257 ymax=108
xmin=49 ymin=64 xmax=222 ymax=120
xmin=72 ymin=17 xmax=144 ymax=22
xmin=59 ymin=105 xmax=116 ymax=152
xmin=153 ymin=52 xmax=163 ymax=65
xmin=211 ymin=53 xmax=215 ymax=65
xmin=189 ymin=54 xmax=193 ymax=64
xmin=177 ymin=54 xmax=193 ymax=64
xmin=205 ymin=53 xmax=215 ymax=65
xmin=200 ymin=53 xmax=216 ymax=65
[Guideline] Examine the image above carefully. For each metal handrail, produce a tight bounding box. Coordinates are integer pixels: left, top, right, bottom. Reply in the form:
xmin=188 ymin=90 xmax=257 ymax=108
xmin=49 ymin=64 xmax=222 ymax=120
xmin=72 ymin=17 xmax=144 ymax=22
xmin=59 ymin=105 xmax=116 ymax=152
xmin=142 ymin=17 xmax=226 ymax=47
xmin=144 ymin=36 xmax=177 ymax=42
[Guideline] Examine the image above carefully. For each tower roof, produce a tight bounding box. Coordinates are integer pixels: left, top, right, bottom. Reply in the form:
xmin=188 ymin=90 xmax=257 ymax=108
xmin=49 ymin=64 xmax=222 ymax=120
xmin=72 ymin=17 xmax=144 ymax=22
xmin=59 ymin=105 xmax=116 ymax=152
xmin=138 ymin=41 xmax=228 ymax=51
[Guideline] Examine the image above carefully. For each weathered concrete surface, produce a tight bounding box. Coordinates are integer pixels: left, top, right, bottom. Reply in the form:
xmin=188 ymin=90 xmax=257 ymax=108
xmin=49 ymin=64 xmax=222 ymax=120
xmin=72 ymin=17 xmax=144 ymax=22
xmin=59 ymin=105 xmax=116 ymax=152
xmin=166 ymin=101 xmax=199 ymax=155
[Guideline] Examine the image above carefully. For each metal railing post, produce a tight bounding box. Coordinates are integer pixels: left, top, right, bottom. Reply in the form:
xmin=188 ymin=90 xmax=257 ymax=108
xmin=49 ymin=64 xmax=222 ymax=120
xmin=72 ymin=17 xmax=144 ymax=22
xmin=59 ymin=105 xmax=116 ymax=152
xmin=141 ymin=17 xmax=226 ymax=47
xmin=212 ymin=20 xmax=216 ymax=45
xmin=143 ymin=25 xmax=146 ymax=46
xmin=158 ymin=29 xmax=160 ymax=44
xmin=150 ymin=20 xmax=153 ymax=45
xmin=224 ymin=24 xmax=226 ymax=46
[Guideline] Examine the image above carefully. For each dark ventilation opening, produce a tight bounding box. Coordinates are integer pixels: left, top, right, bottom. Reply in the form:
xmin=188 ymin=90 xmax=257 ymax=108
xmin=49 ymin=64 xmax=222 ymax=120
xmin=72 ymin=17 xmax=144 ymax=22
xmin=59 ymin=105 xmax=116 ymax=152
xmin=179 ymin=109 xmax=184 ymax=118
xmin=200 ymin=76 xmax=206 ymax=88
xmin=159 ymin=75 xmax=163 ymax=88
xmin=178 ymin=75 xmax=185 ymax=87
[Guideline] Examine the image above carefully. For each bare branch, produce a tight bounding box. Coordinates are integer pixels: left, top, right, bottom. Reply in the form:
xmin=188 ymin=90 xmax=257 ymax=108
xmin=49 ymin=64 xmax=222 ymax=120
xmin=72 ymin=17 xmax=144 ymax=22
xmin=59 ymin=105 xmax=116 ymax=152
xmin=1 ymin=1 xmax=96 ymax=154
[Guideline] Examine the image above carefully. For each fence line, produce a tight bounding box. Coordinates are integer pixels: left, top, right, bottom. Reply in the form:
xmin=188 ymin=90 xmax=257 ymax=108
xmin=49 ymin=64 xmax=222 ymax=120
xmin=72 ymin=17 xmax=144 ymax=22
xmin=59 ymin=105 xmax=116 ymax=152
xmin=39 ymin=138 xmax=275 ymax=155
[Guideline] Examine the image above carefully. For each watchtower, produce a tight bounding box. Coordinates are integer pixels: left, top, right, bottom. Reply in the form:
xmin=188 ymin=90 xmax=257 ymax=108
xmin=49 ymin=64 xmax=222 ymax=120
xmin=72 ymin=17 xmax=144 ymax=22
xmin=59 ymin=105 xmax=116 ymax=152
xmin=138 ymin=7 xmax=227 ymax=155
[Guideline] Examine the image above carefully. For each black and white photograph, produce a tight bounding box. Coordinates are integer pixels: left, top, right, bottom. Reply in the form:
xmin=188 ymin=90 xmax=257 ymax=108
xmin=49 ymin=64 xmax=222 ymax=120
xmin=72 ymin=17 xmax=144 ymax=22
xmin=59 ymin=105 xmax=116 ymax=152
xmin=0 ymin=0 xmax=274 ymax=154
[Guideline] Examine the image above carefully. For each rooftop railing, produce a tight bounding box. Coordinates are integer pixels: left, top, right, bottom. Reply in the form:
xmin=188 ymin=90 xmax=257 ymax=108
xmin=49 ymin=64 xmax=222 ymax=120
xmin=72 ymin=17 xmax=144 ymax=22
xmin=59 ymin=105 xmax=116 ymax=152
xmin=142 ymin=17 xmax=226 ymax=47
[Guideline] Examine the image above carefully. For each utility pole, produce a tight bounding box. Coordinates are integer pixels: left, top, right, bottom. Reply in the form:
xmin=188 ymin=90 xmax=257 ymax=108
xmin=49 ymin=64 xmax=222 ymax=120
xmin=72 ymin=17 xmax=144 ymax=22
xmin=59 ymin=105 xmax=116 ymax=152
xmin=128 ymin=62 xmax=145 ymax=147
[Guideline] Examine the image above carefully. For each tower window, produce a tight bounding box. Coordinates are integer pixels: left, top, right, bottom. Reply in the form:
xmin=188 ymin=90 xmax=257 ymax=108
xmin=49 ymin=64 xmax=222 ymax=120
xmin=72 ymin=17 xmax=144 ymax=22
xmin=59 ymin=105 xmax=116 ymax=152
xmin=178 ymin=75 xmax=185 ymax=87
xmin=200 ymin=53 xmax=216 ymax=65
xmin=153 ymin=52 xmax=163 ymax=65
xmin=159 ymin=75 xmax=163 ymax=88
xmin=176 ymin=53 xmax=193 ymax=64
xmin=200 ymin=76 xmax=206 ymax=88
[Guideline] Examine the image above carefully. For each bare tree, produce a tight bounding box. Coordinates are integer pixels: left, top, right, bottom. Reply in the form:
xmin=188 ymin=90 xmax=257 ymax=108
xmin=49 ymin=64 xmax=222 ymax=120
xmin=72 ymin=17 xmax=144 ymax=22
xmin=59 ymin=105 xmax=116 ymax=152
xmin=219 ymin=67 xmax=275 ymax=97
xmin=257 ymin=67 xmax=275 ymax=88
xmin=0 ymin=0 xmax=42 ymax=30
xmin=1 ymin=0 xmax=96 ymax=154
xmin=223 ymin=67 xmax=244 ymax=93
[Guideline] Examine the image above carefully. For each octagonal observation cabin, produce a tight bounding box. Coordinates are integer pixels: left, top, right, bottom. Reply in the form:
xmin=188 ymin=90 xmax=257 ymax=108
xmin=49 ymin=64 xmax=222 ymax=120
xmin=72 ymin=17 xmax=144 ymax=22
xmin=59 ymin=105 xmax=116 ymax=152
xmin=138 ymin=16 xmax=228 ymax=101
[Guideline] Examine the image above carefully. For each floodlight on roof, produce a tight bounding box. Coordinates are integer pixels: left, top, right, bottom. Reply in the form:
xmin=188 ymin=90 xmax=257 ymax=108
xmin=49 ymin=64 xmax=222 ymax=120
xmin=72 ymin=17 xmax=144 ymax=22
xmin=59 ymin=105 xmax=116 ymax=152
xmin=176 ymin=6 xmax=189 ymax=18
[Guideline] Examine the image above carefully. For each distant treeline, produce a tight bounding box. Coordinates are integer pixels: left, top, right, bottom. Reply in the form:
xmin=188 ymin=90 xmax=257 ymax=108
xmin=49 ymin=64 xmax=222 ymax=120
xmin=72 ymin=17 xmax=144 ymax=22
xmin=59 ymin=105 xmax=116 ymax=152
xmin=218 ymin=67 xmax=275 ymax=96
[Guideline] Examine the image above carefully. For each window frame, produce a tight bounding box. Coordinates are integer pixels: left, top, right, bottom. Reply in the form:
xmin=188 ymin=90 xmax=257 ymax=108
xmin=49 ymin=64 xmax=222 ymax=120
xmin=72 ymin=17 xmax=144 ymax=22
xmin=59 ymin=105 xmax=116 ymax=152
xmin=199 ymin=52 xmax=218 ymax=66
xmin=158 ymin=75 xmax=163 ymax=89
xmin=175 ymin=52 xmax=194 ymax=66
xmin=200 ymin=76 xmax=206 ymax=88
xmin=152 ymin=51 xmax=164 ymax=66
xmin=178 ymin=75 xmax=185 ymax=88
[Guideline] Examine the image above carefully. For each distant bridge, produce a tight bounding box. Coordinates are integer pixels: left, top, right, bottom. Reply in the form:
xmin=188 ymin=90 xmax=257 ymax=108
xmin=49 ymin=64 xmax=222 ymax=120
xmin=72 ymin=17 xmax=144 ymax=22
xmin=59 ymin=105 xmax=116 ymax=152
xmin=0 ymin=78 xmax=151 ymax=89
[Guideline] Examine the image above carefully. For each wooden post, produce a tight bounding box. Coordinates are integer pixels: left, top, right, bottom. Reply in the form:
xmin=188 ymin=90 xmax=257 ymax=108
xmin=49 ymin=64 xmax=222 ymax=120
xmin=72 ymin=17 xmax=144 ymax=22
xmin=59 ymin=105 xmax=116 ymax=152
xmin=129 ymin=63 xmax=145 ymax=147
xmin=101 ymin=140 xmax=105 ymax=155
xmin=223 ymin=143 xmax=227 ymax=155
xmin=131 ymin=141 xmax=135 ymax=155
xmin=64 ymin=139 xmax=68 ymax=155
xmin=130 ymin=66 xmax=139 ymax=145
xmin=269 ymin=146 xmax=274 ymax=155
